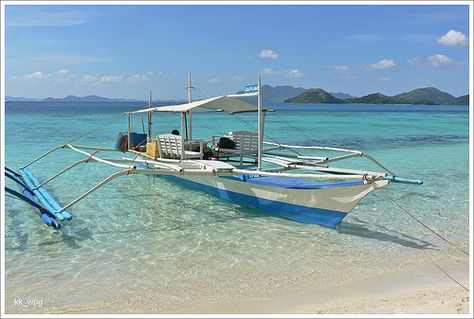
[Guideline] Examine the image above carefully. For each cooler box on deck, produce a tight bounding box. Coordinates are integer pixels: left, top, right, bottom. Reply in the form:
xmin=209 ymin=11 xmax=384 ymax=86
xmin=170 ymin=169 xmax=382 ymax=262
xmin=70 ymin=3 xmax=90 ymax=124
xmin=146 ymin=139 xmax=159 ymax=157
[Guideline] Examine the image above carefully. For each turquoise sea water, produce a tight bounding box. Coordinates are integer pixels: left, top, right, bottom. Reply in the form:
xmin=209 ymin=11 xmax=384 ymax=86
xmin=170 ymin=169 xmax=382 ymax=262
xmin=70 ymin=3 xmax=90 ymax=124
xmin=4 ymin=101 xmax=470 ymax=312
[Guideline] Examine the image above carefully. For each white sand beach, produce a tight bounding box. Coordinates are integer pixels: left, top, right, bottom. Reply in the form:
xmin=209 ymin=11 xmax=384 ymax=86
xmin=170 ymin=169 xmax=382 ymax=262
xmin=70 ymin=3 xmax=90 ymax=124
xmin=7 ymin=254 xmax=469 ymax=315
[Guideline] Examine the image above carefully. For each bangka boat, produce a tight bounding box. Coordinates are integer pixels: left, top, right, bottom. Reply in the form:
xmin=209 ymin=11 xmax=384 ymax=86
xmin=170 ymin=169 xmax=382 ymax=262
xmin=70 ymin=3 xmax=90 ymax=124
xmin=5 ymin=74 xmax=422 ymax=230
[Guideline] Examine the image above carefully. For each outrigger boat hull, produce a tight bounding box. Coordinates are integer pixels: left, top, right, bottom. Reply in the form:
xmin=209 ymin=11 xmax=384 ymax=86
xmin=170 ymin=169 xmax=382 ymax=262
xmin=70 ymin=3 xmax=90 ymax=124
xmin=158 ymin=173 xmax=390 ymax=227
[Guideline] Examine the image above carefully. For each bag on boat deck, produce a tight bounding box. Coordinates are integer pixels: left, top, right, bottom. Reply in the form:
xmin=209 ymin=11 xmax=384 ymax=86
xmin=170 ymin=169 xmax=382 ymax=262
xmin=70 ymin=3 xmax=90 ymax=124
xmin=217 ymin=136 xmax=236 ymax=149
xmin=114 ymin=132 xmax=148 ymax=152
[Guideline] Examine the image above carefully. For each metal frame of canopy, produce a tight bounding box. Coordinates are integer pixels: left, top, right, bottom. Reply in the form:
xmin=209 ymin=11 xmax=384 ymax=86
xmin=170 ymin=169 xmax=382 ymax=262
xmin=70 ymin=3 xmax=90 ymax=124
xmin=123 ymin=74 xmax=272 ymax=167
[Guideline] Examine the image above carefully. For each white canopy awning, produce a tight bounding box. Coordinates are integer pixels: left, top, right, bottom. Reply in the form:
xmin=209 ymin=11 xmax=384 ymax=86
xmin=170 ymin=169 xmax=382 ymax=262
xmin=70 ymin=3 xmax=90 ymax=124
xmin=126 ymin=95 xmax=269 ymax=115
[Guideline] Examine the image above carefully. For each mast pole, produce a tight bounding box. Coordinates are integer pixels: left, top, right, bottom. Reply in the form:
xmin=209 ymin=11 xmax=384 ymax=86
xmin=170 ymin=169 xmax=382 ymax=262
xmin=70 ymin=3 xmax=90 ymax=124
xmin=147 ymin=90 xmax=152 ymax=141
xmin=188 ymin=72 xmax=193 ymax=140
xmin=257 ymin=76 xmax=263 ymax=170
xmin=180 ymin=112 xmax=185 ymax=160
xmin=127 ymin=113 xmax=132 ymax=151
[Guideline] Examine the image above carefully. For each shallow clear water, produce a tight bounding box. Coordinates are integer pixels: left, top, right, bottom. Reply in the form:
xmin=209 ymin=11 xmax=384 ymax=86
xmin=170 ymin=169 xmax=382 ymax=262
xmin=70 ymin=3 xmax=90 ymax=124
xmin=4 ymin=101 xmax=470 ymax=312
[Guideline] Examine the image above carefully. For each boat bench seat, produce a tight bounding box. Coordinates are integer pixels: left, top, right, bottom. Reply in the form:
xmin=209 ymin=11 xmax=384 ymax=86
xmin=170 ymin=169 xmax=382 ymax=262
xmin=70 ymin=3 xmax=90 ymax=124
xmin=212 ymin=131 xmax=258 ymax=163
xmin=157 ymin=134 xmax=203 ymax=159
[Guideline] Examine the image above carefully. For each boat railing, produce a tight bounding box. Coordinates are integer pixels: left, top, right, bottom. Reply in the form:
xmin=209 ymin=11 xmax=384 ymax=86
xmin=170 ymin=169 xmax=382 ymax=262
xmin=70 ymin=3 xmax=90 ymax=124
xmin=262 ymin=141 xmax=394 ymax=175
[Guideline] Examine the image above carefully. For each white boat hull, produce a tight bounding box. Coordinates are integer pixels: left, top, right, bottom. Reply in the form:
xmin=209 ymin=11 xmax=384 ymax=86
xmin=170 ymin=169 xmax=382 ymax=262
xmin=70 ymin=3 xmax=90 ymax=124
xmin=159 ymin=173 xmax=389 ymax=227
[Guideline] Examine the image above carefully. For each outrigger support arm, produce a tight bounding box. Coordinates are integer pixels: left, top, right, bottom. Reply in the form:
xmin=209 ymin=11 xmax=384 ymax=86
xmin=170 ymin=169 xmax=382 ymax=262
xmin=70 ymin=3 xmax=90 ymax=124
xmin=20 ymin=144 xmax=122 ymax=171
xmin=20 ymin=145 xmax=66 ymax=169
xmin=361 ymin=153 xmax=395 ymax=176
xmin=33 ymin=158 xmax=90 ymax=190
xmin=56 ymin=169 xmax=132 ymax=213
xmin=65 ymin=144 xmax=135 ymax=169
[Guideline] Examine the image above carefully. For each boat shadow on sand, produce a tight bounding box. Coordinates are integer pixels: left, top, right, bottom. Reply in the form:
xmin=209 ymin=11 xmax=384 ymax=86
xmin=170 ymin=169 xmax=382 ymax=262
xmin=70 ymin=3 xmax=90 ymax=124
xmin=336 ymin=216 xmax=435 ymax=250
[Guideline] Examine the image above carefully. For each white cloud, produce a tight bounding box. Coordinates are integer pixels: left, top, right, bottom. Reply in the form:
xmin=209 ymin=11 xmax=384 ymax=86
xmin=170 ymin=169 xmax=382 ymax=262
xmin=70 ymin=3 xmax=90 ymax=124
xmin=53 ymin=69 xmax=76 ymax=83
xmin=437 ymin=30 xmax=468 ymax=48
xmin=285 ymin=69 xmax=304 ymax=78
xmin=378 ymin=76 xmax=390 ymax=82
xmin=262 ymin=68 xmax=277 ymax=76
xmin=328 ymin=65 xmax=351 ymax=73
xmin=368 ymin=59 xmax=396 ymax=70
xmin=208 ymin=77 xmax=220 ymax=83
xmin=80 ymin=74 xmax=99 ymax=83
xmin=10 ymin=69 xmax=156 ymax=86
xmin=233 ymin=75 xmax=245 ymax=82
xmin=22 ymin=71 xmax=46 ymax=80
xmin=128 ymin=73 xmax=149 ymax=84
xmin=56 ymin=69 xmax=70 ymax=75
xmin=100 ymin=75 xmax=123 ymax=83
xmin=428 ymin=54 xmax=454 ymax=67
xmin=408 ymin=54 xmax=455 ymax=68
xmin=260 ymin=49 xmax=279 ymax=59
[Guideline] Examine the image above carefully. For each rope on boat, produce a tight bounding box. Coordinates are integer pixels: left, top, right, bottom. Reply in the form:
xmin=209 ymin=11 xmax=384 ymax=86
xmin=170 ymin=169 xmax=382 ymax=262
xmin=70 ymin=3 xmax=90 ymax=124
xmin=64 ymin=113 xmax=126 ymax=145
xmin=273 ymin=112 xmax=317 ymax=143
xmin=231 ymin=113 xmax=303 ymax=157
xmin=381 ymin=190 xmax=468 ymax=256
xmin=155 ymin=87 xmax=188 ymax=105
xmin=375 ymin=189 xmax=469 ymax=292
xmin=421 ymin=250 xmax=469 ymax=292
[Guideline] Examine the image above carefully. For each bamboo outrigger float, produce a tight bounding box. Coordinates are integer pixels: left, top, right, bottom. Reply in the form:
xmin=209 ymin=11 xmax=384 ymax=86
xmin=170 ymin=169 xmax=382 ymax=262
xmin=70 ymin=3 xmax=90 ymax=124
xmin=5 ymin=74 xmax=422 ymax=229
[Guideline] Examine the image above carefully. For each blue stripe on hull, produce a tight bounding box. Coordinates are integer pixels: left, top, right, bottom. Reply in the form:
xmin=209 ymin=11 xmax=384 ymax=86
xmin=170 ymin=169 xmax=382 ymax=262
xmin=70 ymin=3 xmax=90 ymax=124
xmin=161 ymin=175 xmax=348 ymax=228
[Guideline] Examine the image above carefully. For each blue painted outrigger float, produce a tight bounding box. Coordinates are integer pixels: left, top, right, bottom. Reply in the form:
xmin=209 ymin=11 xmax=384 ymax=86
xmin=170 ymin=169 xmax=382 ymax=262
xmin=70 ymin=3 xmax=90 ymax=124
xmin=5 ymin=75 xmax=423 ymax=230
xmin=5 ymin=167 xmax=67 ymax=229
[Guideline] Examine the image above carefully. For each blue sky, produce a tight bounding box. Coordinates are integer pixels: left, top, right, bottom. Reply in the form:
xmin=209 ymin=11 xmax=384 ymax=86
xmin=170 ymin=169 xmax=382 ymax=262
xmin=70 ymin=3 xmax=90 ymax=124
xmin=4 ymin=4 xmax=470 ymax=99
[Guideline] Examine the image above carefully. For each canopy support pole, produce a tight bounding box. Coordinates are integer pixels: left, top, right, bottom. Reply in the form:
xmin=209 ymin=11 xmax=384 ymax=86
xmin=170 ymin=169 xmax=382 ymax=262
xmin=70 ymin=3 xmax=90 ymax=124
xmin=180 ymin=112 xmax=185 ymax=160
xmin=127 ymin=113 xmax=132 ymax=151
xmin=188 ymin=72 xmax=193 ymax=140
xmin=147 ymin=90 xmax=152 ymax=141
xmin=257 ymin=76 xmax=263 ymax=170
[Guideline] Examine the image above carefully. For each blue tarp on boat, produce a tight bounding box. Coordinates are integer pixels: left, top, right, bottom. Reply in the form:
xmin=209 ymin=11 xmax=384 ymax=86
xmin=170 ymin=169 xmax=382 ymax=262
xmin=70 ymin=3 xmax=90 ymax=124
xmin=225 ymin=175 xmax=364 ymax=189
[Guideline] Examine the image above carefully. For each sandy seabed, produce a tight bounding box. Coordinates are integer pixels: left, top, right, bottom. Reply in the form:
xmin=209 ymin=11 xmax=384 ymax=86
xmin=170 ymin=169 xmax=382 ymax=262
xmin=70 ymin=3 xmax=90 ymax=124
xmin=6 ymin=254 xmax=470 ymax=316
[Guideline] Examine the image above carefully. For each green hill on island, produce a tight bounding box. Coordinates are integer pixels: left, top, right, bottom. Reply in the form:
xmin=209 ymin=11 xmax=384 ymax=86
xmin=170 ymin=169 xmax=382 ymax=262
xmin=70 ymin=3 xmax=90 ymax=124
xmin=454 ymin=95 xmax=469 ymax=105
xmin=393 ymin=87 xmax=456 ymax=105
xmin=284 ymin=88 xmax=343 ymax=103
xmin=284 ymin=87 xmax=468 ymax=105
xmin=344 ymin=93 xmax=410 ymax=104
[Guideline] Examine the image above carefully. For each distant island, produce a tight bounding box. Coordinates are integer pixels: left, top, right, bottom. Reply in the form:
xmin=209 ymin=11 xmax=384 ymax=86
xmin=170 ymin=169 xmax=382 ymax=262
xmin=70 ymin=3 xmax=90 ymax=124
xmin=285 ymin=88 xmax=344 ymax=104
xmin=6 ymin=95 xmax=143 ymax=102
xmin=236 ymin=85 xmax=355 ymax=104
xmin=284 ymin=87 xmax=469 ymax=105
xmin=5 ymin=95 xmax=188 ymax=103
xmin=44 ymin=95 xmax=142 ymax=102
xmin=7 ymin=86 xmax=468 ymax=105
